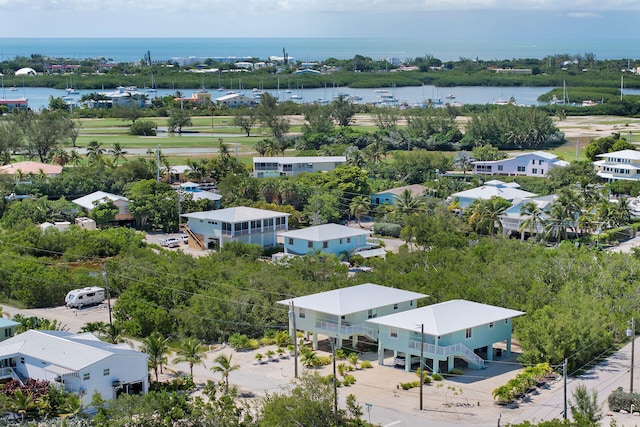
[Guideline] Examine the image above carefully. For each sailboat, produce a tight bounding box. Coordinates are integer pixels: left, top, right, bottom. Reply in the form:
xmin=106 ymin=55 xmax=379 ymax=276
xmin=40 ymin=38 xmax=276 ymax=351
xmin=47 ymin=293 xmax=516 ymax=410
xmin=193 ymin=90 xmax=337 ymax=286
xmin=65 ymin=76 xmax=79 ymax=95
xmin=147 ymin=73 xmax=157 ymax=93
xmin=550 ymin=80 xmax=568 ymax=105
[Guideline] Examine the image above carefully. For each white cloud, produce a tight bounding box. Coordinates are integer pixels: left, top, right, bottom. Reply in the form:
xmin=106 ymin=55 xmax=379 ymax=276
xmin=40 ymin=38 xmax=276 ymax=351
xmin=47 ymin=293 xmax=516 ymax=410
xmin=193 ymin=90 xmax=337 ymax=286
xmin=567 ymin=11 xmax=600 ymax=17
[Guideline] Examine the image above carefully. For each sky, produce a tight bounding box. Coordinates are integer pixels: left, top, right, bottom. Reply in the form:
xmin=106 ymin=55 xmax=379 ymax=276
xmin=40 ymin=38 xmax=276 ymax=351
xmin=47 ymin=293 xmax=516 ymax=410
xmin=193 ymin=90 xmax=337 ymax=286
xmin=0 ymin=0 xmax=639 ymax=39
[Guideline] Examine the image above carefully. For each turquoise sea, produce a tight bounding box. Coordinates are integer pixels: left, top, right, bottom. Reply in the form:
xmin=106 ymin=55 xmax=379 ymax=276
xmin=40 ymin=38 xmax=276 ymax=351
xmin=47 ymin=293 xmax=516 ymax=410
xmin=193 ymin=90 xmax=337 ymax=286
xmin=1 ymin=37 xmax=639 ymax=63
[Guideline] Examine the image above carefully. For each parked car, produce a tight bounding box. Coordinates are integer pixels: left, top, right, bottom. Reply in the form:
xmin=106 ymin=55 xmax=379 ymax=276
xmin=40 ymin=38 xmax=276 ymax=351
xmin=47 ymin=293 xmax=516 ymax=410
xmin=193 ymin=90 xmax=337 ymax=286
xmin=160 ymin=237 xmax=181 ymax=248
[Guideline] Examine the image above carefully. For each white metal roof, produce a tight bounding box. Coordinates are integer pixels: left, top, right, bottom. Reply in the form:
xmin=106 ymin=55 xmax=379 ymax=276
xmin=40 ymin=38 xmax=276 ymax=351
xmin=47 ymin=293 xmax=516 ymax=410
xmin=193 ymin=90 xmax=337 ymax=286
xmin=187 ymin=190 xmax=222 ymax=202
xmin=372 ymin=184 xmax=425 ymax=197
xmin=182 ymin=206 xmax=289 ymax=222
xmin=0 ymin=330 xmax=145 ymax=371
xmin=253 ymin=156 xmax=347 ymax=164
xmin=72 ymin=191 xmax=129 ymax=210
xmin=367 ymin=300 xmax=525 ymax=335
xmin=452 ymin=185 xmax=536 ymax=202
xmin=597 ymin=150 xmax=640 ymax=160
xmin=276 ymin=283 xmax=428 ymax=316
xmin=279 ymin=224 xmax=369 ymax=241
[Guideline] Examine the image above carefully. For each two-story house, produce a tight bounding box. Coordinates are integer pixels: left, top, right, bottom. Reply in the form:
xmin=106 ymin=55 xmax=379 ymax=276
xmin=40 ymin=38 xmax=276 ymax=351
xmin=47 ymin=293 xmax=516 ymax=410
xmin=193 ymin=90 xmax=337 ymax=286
xmin=278 ymin=224 xmax=370 ymax=257
xmin=367 ymin=300 xmax=524 ymax=373
xmin=72 ymin=191 xmax=135 ymax=223
xmin=450 ymin=180 xmax=537 ymax=209
xmin=0 ymin=318 xmax=19 ymax=342
xmin=182 ymin=206 xmax=289 ymax=249
xmin=472 ymin=151 xmax=568 ymax=177
xmin=594 ymin=149 xmax=640 ymax=182
xmin=253 ymin=156 xmax=347 ymax=178
xmin=277 ymin=283 xmax=428 ymax=350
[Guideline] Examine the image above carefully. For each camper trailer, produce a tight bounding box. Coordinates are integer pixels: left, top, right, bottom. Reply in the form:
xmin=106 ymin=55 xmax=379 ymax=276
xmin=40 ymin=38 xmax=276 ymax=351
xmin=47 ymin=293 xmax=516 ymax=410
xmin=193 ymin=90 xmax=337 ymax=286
xmin=65 ymin=287 xmax=105 ymax=308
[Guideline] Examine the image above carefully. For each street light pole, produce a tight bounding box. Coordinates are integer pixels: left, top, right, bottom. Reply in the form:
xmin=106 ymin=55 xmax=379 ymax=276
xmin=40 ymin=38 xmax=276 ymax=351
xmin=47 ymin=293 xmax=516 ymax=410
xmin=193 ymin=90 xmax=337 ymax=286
xmin=420 ymin=323 xmax=424 ymax=411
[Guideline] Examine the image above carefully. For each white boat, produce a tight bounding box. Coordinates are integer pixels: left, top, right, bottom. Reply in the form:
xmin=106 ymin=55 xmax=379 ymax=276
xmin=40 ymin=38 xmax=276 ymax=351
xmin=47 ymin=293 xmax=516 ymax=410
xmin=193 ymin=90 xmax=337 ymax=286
xmin=147 ymin=73 xmax=157 ymax=93
xmin=445 ymin=93 xmax=455 ymax=99
xmin=66 ymin=88 xmax=79 ymax=95
xmin=8 ymin=86 xmax=17 ymax=91
xmin=581 ymin=100 xmax=597 ymax=107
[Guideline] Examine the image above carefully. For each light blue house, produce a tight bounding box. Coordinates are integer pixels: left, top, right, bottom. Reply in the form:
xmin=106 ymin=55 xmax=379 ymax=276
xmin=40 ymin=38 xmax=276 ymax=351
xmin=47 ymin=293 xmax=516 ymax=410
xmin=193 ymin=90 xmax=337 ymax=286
xmin=499 ymin=194 xmax=558 ymax=237
xmin=180 ymin=182 xmax=222 ymax=209
xmin=0 ymin=318 xmax=19 ymax=342
xmin=277 ymin=283 xmax=428 ymax=350
xmin=370 ymin=184 xmax=425 ymax=207
xmin=253 ymin=156 xmax=347 ymax=178
xmin=278 ymin=224 xmax=369 ymax=257
xmin=367 ymin=300 xmax=524 ymax=373
xmin=182 ymin=206 xmax=289 ymax=249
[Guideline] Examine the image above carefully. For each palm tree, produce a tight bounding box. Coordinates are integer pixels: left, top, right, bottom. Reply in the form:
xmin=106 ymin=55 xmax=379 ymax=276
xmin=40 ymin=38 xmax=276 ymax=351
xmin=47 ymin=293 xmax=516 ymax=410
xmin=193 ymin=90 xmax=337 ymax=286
xmin=211 ymin=353 xmax=239 ymax=392
xmin=109 ymin=142 xmax=128 ymax=165
xmin=68 ymin=149 xmax=82 ymax=167
xmin=518 ymin=201 xmax=544 ymax=240
xmin=468 ymin=196 xmax=510 ymax=235
xmin=142 ymin=331 xmax=170 ymax=382
xmin=349 ymin=195 xmax=371 ymax=226
xmin=101 ymin=323 xmax=128 ymax=344
xmin=394 ymin=189 xmax=425 ymax=214
xmin=345 ymin=147 xmax=366 ymax=169
xmin=85 ymin=140 xmax=105 ymax=164
xmin=80 ymin=321 xmax=107 ymax=334
xmin=173 ymin=338 xmax=206 ymax=379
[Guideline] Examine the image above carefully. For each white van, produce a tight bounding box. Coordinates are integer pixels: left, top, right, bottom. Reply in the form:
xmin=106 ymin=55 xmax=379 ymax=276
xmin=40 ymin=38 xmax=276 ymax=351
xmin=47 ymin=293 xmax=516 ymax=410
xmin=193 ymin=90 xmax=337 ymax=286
xmin=65 ymin=287 xmax=106 ymax=308
xmin=160 ymin=237 xmax=181 ymax=248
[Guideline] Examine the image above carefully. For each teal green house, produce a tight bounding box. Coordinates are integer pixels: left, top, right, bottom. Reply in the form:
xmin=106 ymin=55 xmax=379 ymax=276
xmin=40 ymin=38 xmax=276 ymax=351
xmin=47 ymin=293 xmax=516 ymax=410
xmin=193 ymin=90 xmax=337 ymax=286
xmin=0 ymin=318 xmax=19 ymax=342
xmin=367 ymin=300 xmax=524 ymax=374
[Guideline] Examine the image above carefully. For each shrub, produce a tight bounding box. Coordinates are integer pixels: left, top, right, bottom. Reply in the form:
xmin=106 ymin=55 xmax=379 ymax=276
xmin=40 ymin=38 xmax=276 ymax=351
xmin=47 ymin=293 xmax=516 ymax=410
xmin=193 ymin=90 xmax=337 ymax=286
xmin=316 ymin=355 xmax=333 ymax=366
xmin=342 ymin=374 xmax=356 ymax=386
xmin=373 ymin=222 xmax=402 ymax=237
xmin=608 ymin=388 xmax=640 ymax=412
xmin=400 ymin=381 xmax=420 ymax=390
xmin=431 ymin=373 xmax=443 ymax=381
xmin=129 ymin=120 xmax=157 ymax=136
xmin=447 ymin=368 xmax=464 ymax=376
xmin=360 ymin=360 xmax=373 ymax=369
xmin=229 ymin=333 xmax=253 ymax=350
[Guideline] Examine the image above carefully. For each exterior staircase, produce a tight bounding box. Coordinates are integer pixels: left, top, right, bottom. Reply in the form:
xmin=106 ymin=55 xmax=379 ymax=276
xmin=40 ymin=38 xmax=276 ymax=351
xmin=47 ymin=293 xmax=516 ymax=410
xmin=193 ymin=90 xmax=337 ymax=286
xmin=409 ymin=340 xmax=485 ymax=369
xmin=184 ymin=227 xmax=205 ymax=250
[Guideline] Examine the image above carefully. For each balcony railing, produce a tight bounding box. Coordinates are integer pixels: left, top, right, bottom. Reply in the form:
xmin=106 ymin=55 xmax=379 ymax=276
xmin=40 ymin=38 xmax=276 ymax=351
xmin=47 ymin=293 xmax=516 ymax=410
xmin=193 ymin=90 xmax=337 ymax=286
xmin=408 ymin=340 xmax=485 ymax=368
xmin=316 ymin=321 xmax=378 ymax=340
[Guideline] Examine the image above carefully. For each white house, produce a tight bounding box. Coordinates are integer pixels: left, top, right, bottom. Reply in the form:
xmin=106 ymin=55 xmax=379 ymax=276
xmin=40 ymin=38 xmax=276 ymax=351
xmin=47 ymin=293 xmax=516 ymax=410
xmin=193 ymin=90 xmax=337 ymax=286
xmin=102 ymin=86 xmax=147 ymax=108
xmin=0 ymin=330 xmax=148 ymax=404
xmin=594 ymin=150 xmax=640 ymax=182
xmin=278 ymin=224 xmax=370 ymax=257
xmin=215 ymin=93 xmax=254 ymax=108
xmin=367 ymin=300 xmax=525 ymax=373
xmin=253 ymin=156 xmax=347 ymax=178
xmin=182 ymin=206 xmax=289 ymax=249
xmin=277 ymin=283 xmax=428 ymax=350
xmin=450 ymin=180 xmax=537 ymax=209
xmin=499 ymin=195 xmax=558 ymax=236
xmin=180 ymin=182 xmax=222 ymax=207
xmin=72 ymin=191 xmax=134 ymax=222
xmin=472 ymin=151 xmax=569 ymax=177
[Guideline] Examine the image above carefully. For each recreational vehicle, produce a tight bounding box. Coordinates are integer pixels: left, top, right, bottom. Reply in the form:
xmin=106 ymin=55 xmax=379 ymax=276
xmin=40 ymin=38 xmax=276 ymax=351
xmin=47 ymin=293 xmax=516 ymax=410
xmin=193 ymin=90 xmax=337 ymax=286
xmin=65 ymin=287 xmax=105 ymax=308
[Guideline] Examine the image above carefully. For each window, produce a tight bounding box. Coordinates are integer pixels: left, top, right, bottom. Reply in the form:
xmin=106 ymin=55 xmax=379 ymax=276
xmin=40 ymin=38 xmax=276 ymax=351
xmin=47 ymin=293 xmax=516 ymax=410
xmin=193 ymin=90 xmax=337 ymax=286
xmin=367 ymin=309 xmax=377 ymax=319
xmin=83 ymin=373 xmax=90 ymax=381
xmin=497 ymin=165 xmax=503 ymax=171
xmin=346 ymin=237 xmax=351 ymax=243
xmin=288 ymin=238 xmax=294 ymax=245
xmin=517 ymin=166 xmax=526 ymax=172
xmin=393 ymin=304 xmax=398 ymax=310
xmin=20 ymin=357 xmax=24 ymax=364
xmin=339 ymin=239 xmax=343 ymax=244
xmin=541 ymin=169 xmax=544 ymax=175
xmin=539 ymin=160 xmax=543 ymax=165
xmin=103 ymin=368 xmax=110 ymax=376
xmin=390 ymin=327 xmax=398 ymax=339
xmin=505 ymin=319 xmax=509 ymax=324
xmin=532 ymin=159 xmax=535 ymax=164
xmin=299 ymin=308 xmax=306 ymax=319
xmin=322 ymin=241 xmax=328 ymax=249
xmin=489 ymin=322 xmax=494 ymax=329
xmin=465 ymin=328 xmax=472 ymax=339
xmin=532 ymin=168 xmax=538 ymax=174
xmin=307 ymin=241 xmax=313 ymax=248
xmin=410 ymin=300 xmax=413 ymax=306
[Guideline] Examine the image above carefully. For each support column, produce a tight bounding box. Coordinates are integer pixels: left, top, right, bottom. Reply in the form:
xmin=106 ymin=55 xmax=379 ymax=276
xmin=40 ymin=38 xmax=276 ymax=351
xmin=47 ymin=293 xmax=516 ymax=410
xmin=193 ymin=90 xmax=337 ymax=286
xmin=487 ymin=344 xmax=494 ymax=361
xmin=312 ymin=333 xmax=318 ymax=350
xmin=506 ymin=339 xmax=512 ymax=356
xmin=432 ymin=358 xmax=439 ymax=374
xmin=405 ymin=355 xmax=412 ymax=372
xmin=447 ymin=355 xmax=454 ymax=372
xmin=378 ymin=345 xmax=384 ymax=366
xmin=352 ymin=335 xmax=359 ymax=349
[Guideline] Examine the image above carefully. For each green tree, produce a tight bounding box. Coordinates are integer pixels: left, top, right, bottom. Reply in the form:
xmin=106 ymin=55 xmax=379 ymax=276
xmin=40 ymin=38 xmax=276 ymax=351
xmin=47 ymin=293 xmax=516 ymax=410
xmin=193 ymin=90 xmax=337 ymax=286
xmin=468 ymin=196 xmax=511 ymax=235
xmin=330 ymin=94 xmax=356 ymax=127
xmin=89 ymin=199 xmax=118 ymax=228
xmin=211 ymin=353 xmax=240 ymax=392
xmin=85 ymin=140 xmax=105 ymax=165
xmin=261 ymin=373 xmax=342 ymax=427
xmin=233 ymin=108 xmax=257 ymax=136
xmin=173 ymin=338 xmax=206 ymax=379
xmin=519 ymin=201 xmax=545 ymax=240
xmin=168 ymin=108 xmax=193 ymax=133
xmin=454 ymin=151 xmax=474 ymax=175
xmin=570 ymin=385 xmax=601 ymax=426
xmin=142 ymin=331 xmax=170 ymax=382
xmin=15 ymin=110 xmax=76 ymax=163
xmin=349 ymin=195 xmax=371 ymax=226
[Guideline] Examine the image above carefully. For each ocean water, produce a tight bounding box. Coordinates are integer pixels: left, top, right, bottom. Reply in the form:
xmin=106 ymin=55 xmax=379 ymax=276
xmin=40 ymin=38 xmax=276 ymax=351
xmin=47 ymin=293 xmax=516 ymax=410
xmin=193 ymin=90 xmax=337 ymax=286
xmin=1 ymin=37 xmax=639 ymax=64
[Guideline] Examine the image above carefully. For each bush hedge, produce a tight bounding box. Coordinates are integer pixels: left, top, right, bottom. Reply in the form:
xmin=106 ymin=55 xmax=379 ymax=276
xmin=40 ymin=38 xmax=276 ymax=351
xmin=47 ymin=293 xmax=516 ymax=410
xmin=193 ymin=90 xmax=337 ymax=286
xmin=373 ymin=222 xmax=402 ymax=238
xmin=608 ymin=388 xmax=640 ymax=412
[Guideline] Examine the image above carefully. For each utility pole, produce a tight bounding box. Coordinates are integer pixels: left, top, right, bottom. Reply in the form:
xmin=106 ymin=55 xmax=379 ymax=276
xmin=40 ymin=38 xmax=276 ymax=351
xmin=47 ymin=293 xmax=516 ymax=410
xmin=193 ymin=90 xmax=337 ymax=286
xmin=330 ymin=337 xmax=339 ymax=426
xmin=628 ymin=318 xmax=636 ymax=393
xmin=289 ymin=301 xmax=298 ymax=378
xmin=420 ymin=323 xmax=425 ymax=410
xmin=102 ymin=265 xmax=113 ymax=328
xmin=563 ymin=358 xmax=567 ymax=420
xmin=575 ymin=139 xmax=579 ymax=162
